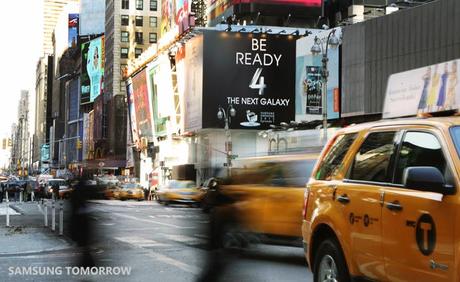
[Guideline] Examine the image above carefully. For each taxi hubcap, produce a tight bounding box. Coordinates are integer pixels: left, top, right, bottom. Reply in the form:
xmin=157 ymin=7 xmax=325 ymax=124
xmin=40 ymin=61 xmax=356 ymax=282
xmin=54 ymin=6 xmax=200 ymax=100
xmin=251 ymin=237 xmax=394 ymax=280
xmin=318 ymin=254 xmax=338 ymax=282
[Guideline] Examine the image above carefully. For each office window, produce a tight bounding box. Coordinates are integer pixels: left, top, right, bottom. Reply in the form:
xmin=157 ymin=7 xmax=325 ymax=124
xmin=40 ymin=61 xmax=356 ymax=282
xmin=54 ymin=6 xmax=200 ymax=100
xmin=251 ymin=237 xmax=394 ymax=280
xmin=135 ymin=48 xmax=143 ymax=58
xmin=122 ymin=0 xmax=129 ymax=9
xmin=121 ymin=48 xmax=129 ymax=59
xmin=135 ymin=16 xmax=143 ymax=27
xmin=121 ymin=31 xmax=129 ymax=42
xmin=136 ymin=0 xmax=143 ymax=10
xmin=150 ymin=0 xmax=157 ymax=11
xmin=135 ymin=32 xmax=143 ymax=44
xmin=121 ymin=15 xmax=129 ymax=26
xmin=149 ymin=16 xmax=157 ymax=27
xmin=149 ymin=33 xmax=157 ymax=43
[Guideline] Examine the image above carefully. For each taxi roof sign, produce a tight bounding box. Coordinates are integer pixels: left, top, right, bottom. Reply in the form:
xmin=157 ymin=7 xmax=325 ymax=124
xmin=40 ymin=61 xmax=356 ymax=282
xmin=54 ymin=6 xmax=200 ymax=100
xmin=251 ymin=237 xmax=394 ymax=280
xmin=382 ymin=58 xmax=460 ymax=119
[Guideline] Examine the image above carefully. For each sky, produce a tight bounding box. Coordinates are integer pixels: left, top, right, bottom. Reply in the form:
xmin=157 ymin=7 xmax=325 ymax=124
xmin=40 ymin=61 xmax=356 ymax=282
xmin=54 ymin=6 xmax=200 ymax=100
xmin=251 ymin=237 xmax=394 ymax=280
xmin=0 ymin=1 xmax=42 ymax=137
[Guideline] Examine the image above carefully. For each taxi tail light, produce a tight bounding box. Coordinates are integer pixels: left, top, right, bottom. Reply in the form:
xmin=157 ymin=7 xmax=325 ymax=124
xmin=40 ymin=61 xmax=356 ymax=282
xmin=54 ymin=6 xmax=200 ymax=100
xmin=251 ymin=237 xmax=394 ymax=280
xmin=302 ymin=185 xmax=311 ymax=219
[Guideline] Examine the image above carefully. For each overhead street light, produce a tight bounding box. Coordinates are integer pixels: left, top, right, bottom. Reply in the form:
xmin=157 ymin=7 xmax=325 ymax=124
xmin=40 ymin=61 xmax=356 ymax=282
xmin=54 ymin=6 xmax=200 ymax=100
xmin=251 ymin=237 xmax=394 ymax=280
xmin=310 ymin=28 xmax=340 ymax=143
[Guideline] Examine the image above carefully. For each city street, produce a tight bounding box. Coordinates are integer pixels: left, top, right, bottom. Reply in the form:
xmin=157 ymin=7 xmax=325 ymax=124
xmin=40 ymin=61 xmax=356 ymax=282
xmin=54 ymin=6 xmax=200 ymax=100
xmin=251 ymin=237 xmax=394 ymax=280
xmin=0 ymin=200 xmax=312 ymax=281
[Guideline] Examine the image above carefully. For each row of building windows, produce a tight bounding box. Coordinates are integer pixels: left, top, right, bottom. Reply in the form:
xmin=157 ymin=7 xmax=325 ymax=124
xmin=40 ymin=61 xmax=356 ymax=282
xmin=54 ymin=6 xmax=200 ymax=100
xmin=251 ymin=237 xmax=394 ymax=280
xmin=121 ymin=47 xmax=148 ymax=59
xmin=121 ymin=31 xmax=157 ymax=44
xmin=122 ymin=0 xmax=157 ymax=11
xmin=121 ymin=15 xmax=157 ymax=27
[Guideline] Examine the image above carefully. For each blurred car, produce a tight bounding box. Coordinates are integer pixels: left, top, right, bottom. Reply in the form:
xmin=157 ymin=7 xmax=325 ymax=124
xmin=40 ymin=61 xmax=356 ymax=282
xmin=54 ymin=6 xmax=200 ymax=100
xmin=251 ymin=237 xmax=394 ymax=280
xmin=58 ymin=186 xmax=74 ymax=199
xmin=117 ymin=183 xmax=144 ymax=200
xmin=104 ymin=185 xmax=121 ymax=199
xmin=157 ymin=180 xmax=201 ymax=206
xmin=46 ymin=178 xmax=68 ymax=198
xmin=212 ymin=153 xmax=319 ymax=245
xmin=198 ymin=177 xmax=219 ymax=212
xmin=96 ymin=175 xmax=119 ymax=186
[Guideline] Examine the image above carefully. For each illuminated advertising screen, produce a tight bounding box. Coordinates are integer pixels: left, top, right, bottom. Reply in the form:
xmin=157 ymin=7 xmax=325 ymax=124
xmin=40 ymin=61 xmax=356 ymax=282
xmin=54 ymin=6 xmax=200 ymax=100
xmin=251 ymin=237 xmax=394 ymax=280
xmin=234 ymin=0 xmax=321 ymax=5
xmin=202 ymin=31 xmax=296 ymax=130
xmin=132 ymin=70 xmax=153 ymax=137
xmin=68 ymin=13 xmax=79 ymax=47
xmin=126 ymin=83 xmax=140 ymax=148
xmin=81 ymin=35 xmax=105 ymax=104
xmin=295 ymin=28 xmax=341 ymax=121
xmin=160 ymin=0 xmax=191 ymax=37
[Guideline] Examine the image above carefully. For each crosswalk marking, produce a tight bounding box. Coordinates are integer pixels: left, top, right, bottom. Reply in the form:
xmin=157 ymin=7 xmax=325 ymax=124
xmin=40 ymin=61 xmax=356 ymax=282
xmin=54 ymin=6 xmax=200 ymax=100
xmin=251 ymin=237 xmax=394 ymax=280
xmin=162 ymin=234 xmax=207 ymax=245
xmin=115 ymin=236 xmax=169 ymax=248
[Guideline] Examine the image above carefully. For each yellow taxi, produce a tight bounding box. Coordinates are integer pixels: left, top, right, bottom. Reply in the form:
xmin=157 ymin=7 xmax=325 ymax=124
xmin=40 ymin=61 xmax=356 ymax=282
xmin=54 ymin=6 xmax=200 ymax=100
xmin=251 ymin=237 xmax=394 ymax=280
xmin=217 ymin=153 xmax=318 ymax=241
xmin=302 ymin=116 xmax=460 ymax=282
xmin=156 ymin=180 xmax=202 ymax=206
xmin=117 ymin=183 xmax=144 ymax=201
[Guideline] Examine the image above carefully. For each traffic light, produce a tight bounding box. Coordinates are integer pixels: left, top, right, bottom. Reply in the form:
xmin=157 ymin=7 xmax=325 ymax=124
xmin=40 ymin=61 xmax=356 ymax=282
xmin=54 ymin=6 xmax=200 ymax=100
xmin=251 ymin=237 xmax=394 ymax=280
xmin=8 ymin=138 xmax=12 ymax=147
xmin=76 ymin=139 xmax=82 ymax=150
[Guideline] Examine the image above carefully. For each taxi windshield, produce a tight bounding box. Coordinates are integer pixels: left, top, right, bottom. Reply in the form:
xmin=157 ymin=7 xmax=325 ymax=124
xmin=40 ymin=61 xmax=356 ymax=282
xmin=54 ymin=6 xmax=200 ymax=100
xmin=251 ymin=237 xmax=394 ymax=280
xmin=450 ymin=126 xmax=460 ymax=156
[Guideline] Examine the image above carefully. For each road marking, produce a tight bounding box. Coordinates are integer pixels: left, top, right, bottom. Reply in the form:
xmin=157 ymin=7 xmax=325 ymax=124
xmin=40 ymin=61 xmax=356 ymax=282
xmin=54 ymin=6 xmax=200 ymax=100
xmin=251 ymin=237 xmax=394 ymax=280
xmin=115 ymin=236 xmax=169 ymax=247
xmin=111 ymin=212 xmax=194 ymax=229
xmin=162 ymin=234 xmax=207 ymax=245
xmin=144 ymin=251 xmax=201 ymax=275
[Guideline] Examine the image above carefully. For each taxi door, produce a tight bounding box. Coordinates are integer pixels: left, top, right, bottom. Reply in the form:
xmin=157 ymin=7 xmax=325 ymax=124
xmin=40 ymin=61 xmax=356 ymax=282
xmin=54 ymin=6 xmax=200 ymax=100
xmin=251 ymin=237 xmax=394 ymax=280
xmin=382 ymin=130 xmax=455 ymax=281
xmin=336 ymin=130 xmax=399 ymax=280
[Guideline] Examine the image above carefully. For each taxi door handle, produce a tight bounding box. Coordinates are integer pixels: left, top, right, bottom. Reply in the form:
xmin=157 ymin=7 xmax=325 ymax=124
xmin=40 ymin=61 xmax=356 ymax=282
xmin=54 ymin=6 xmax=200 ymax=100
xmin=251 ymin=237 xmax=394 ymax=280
xmin=337 ymin=194 xmax=350 ymax=204
xmin=386 ymin=201 xmax=403 ymax=212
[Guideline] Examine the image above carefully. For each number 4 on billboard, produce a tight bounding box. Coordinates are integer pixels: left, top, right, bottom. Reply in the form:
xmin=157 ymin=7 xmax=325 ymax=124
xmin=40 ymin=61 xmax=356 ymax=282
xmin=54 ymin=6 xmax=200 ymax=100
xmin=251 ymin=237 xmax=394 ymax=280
xmin=249 ymin=68 xmax=266 ymax=95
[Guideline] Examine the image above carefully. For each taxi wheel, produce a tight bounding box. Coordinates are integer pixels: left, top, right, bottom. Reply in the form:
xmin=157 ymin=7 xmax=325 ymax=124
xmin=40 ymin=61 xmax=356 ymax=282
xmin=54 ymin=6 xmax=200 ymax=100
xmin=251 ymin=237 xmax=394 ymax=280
xmin=313 ymin=238 xmax=350 ymax=282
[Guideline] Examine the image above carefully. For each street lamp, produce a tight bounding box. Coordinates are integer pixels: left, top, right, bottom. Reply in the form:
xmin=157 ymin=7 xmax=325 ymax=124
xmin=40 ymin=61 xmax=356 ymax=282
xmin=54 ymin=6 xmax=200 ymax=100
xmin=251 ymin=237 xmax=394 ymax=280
xmin=217 ymin=104 xmax=236 ymax=177
xmin=310 ymin=29 xmax=340 ymax=143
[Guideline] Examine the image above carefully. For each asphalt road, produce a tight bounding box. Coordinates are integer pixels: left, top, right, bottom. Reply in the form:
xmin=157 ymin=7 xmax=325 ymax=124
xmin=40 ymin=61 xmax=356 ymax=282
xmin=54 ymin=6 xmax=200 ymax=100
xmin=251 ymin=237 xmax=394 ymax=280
xmin=0 ymin=200 xmax=313 ymax=282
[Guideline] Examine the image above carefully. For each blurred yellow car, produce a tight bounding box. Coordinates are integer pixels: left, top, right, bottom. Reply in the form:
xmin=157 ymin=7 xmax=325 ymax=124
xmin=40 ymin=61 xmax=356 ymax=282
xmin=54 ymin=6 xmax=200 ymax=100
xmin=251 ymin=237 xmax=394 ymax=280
xmin=215 ymin=153 xmax=319 ymax=243
xmin=104 ymin=185 xmax=121 ymax=199
xmin=157 ymin=180 xmax=201 ymax=206
xmin=117 ymin=183 xmax=144 ymax=201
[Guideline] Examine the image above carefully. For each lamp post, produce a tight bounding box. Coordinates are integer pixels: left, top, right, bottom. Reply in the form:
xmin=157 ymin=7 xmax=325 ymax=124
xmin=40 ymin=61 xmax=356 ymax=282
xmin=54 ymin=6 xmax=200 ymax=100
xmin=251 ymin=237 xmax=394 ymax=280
xmin=217 ymin=104 xmax=236 ymax=177
xmin=310 ymin=29 xmax=340 ymax=143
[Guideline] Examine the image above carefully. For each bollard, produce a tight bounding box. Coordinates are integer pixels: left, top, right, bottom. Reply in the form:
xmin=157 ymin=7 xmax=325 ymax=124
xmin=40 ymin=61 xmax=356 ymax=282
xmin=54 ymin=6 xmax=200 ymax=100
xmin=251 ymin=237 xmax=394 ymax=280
xmin=59 ymin=201 xmax=63 ymax=235
xmin=44 ymin=201 xmax=48 ymax=227
xmin=6 ymin=197 xmax=10 ymax=227
xmin=31 ymin=191 xmax=35 ymax=202
xmin=51 ymin=199 xmax=56 ymax=231
xmin=19 ymin=191 xmax=22 ymax=203
xmin=5 ymin=191 xmax=8 ymax=201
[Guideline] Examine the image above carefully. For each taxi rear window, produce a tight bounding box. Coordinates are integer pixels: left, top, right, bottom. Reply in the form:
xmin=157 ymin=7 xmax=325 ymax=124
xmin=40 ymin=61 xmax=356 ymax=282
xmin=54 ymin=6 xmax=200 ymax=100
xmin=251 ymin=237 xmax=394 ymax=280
xmin=315 ymin=133 xmax=357 ymax=180
xmin=450 ymin=126 xmax=460 ymax=156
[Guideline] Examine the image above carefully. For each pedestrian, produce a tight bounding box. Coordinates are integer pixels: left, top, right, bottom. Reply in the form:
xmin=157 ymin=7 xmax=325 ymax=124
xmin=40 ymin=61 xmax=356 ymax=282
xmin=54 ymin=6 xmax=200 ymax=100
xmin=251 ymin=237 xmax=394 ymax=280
xmin=0 ymin=182 xmax=4 ymax=203
xmin=26 ymin=181 xmax=32 ymax=202
xmin=197 ymin=181 xmax=241 ymax=282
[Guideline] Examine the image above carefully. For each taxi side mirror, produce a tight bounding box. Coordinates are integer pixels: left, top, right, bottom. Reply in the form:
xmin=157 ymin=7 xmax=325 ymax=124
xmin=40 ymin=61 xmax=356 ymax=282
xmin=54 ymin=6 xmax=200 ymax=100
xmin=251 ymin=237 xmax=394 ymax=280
xmin=403 ymin=166 xmax=454 ymax=195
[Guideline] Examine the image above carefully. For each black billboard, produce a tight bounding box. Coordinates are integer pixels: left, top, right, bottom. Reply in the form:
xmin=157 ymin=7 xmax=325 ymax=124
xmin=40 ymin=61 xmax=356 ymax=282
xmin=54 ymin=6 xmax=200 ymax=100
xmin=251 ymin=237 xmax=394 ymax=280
xmin=202 ymin=31 xmax=296 ymax=130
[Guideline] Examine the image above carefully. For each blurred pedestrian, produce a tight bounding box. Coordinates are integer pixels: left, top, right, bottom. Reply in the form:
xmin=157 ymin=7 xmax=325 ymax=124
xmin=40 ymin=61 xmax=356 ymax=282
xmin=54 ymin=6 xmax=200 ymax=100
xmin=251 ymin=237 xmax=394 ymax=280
xmin=0 ymin=182 xmax=4 ymax=203
xmin=70 ymin=174 xmax=97 ymax=267
xmin=197 ymin=181 xmax=241 ymax=282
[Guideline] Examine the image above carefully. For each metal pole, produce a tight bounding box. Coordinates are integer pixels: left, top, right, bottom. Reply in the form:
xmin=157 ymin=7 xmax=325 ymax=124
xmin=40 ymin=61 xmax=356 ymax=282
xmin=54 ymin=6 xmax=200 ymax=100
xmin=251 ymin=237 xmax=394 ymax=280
xmin=225 ymin=118 xmax=232 ymax=178
xmin=322 ymin=52 xmax=328 ymax=143
xmin=6 ymin=194 xmax=9 ymax=227
xmin=59 ymin=201 xmax=63 ymax=235
xmin=51 ymin=196 xmax=55 ymax=231
xmin=44 ymin=200 xmax=48 ymax=227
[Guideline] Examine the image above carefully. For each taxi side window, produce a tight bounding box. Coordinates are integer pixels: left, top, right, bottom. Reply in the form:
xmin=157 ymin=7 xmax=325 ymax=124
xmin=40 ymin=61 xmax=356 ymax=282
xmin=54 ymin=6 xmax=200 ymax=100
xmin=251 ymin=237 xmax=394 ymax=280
xmin=349 ymin=131 xmax=397 ymax=183
xmin=316 ymin=133 xmax=357 ymax=180
xmin=394 ymin=131 xmax=451 ymax=185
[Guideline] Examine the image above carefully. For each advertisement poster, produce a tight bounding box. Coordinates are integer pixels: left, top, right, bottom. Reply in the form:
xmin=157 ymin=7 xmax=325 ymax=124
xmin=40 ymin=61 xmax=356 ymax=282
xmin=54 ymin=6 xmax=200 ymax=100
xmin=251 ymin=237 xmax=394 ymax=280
xmin=295 ymin=28 xmax=341 ymax=122
xmin=203 ymin=31 xmax=296 ymax=130
xmin=383 ymin=59 xmax=460 ymax=118
xmin=175 ymin=45 xmax=186 ymax=131
xmin=132 ymin=70 xmax=153 ymax=137
xmin=160 ymin=0 xmax=190 ymax=37
xmin=126 ymin=83 xmax=140 ymax=150
xmin=81 ymin=35 xmax=104 ymax=104
xmin=184 ymin=35 xmax=203 ymax=132
xmin=68 ymin=13 xmax=79 ymax=47
xmin=147 ymin=61 xmax=169 ymax=136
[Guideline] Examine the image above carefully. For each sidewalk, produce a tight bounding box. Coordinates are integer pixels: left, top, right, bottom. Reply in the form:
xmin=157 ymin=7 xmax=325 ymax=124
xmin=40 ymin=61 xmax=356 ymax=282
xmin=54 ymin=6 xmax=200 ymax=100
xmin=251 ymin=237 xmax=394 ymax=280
xmin=0 ymin=202 xmax=74 ymax=256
